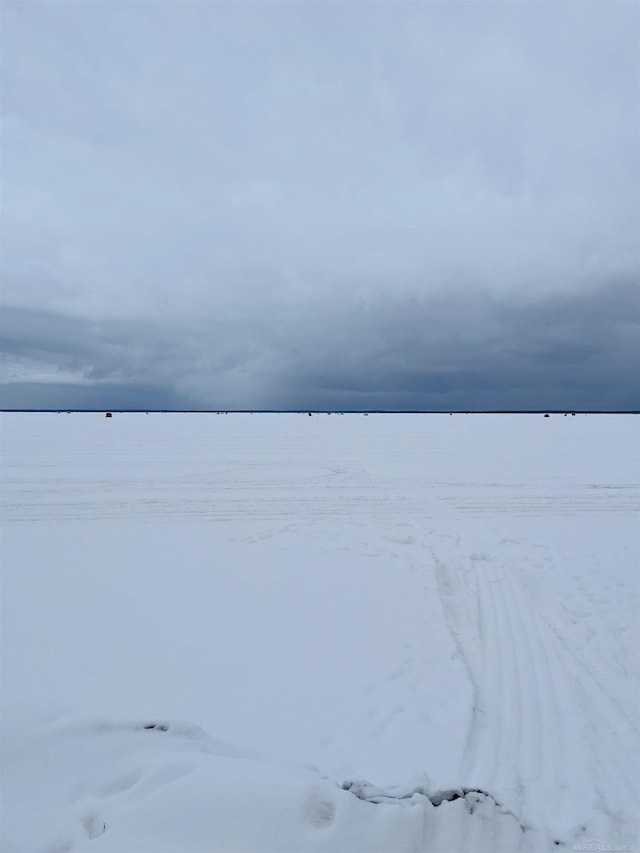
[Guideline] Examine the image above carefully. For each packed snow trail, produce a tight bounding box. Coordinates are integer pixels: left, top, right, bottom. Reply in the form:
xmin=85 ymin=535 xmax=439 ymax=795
xmin=341 ymin=420 xmax=639 ymax=846
xmin=427 ymin=513 xmax=638 ymax=844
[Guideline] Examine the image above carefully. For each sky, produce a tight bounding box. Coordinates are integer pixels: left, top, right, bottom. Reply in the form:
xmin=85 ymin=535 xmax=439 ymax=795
xmin=1 ymin=1 xmax=639 ymax=411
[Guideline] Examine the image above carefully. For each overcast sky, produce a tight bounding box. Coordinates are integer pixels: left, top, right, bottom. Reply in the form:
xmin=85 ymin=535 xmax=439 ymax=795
xmin=1 ymin=1 xmax=639 ymax=410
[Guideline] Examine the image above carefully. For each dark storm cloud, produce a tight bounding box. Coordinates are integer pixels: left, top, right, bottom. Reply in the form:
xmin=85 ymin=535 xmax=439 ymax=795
xmin=1 ymin=2 xmax=639 ymax=409
xmin=273 ymin=282 xmax=640 ymax=410
xmin=2 ymin=282 xmax=638 ymax=410
xmin=0 ymin=382 xmax=190 ymax=411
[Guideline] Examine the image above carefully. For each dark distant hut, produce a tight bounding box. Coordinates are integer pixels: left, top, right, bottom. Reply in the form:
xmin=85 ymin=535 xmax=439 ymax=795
xmin=105 ymin=412 xmax=112 ymax=418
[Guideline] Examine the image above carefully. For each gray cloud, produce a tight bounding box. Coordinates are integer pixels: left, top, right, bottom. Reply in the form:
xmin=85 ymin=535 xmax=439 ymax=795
xmin=0 ymin=382 xmax=191 ymax=412
xmin=2 ymin=282 xmax=638 ymax=410
xmin=1 ymin=2 xmax=638 ymax=409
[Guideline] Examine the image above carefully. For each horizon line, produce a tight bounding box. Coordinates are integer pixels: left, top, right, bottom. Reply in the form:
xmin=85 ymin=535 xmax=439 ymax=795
xmin=1 ymin=409 xmax=639 ymax=415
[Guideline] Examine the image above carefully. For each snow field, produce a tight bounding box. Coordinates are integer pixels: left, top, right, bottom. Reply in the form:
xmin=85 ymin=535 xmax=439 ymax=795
xmin=1 ymin=413 xmax=638 ymax=852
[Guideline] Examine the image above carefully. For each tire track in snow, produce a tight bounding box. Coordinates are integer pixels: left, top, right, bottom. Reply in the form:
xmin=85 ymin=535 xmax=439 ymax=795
xmin=532 ymin=616 xmax=638 ymax=843
xmin=428 ymin=517 xmax=602 ymax=835
xmin=507 ymin=575 xmax=563 ymax=797
xmin=469 ymin=556 xmax=507 ymax=791
xmin=305 ymin=457 xmax=637 ymax=846
xmin=504 ymin=570 xmax=596 ymax=831
xmin=550 ymin=628 xmax=637 ymax=800
xmin=504 ymin=574 xmax=544 ymax=785
xmin=489 ymin=565 xmax=528 ymax=803
xmin=467 ymin=552 xmax=548 ymax=819
xmin=512 ymin=560 xmax=638 ymax=817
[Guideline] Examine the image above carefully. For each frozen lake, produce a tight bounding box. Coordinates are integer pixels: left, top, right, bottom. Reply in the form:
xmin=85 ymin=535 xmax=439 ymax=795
xmin=1 ymin=413 xmax=638 ymax=852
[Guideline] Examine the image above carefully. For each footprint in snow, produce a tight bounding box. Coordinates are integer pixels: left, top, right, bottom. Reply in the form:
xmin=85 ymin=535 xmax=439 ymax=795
xmin=82 ymin=813 xmax=107 ymax=840
xmin=303 ymin=789 xmax=336 ymax=828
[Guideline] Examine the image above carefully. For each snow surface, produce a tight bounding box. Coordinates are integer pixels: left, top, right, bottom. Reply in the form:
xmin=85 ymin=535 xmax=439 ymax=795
xmin=1 ymin=412 xmax=638 ymax=853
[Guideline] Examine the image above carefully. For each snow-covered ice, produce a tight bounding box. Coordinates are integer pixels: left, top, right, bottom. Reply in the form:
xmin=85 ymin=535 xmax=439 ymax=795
xmin=1 ymin=413 xmax=638 ymax=852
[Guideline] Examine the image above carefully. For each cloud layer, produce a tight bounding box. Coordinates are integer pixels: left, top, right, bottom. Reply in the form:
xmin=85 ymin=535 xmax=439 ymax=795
xmin=2 ymin=280 xmax=638 ymax=410
xmin=1 ymin=2 xmax=639 ymax=409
